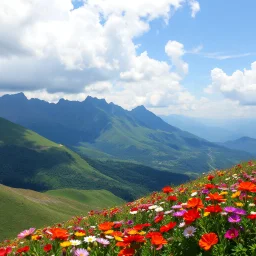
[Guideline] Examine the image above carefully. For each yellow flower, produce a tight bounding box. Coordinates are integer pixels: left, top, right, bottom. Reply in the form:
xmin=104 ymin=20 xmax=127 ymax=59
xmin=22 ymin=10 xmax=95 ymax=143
xmin=31 ymin=235 xmax=39 ymax=241
xmin=114 ymin=236 xmax=123 ymax=241
xmin=60 ymin=241 xmax=71 ymax=247
xmin=235 ymin=202 xmax=244 ymax=207
xmin=75 ymin=231 xmax=85 ymax=237
xmin=104 ymin=230 xmax=113 ymax=235
xmin=220 ymin=191 xmax=228 ymax=195
xmin=204 ymin=212 xmax=210 ymax=217
xmin=139 ymin=231 xmax=146 ymax=235
xmin=231 ymin=191 xmax=241 ymax=198
xmin=128 ymin=229 xmax=138 ymax=235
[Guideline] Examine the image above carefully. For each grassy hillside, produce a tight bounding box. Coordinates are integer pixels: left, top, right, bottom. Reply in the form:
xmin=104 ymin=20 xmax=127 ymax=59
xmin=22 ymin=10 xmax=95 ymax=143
xmin=2 ymin=161 xmax=256 ymax=255
xmin=0 ymin=185 xmax=124 ymax=240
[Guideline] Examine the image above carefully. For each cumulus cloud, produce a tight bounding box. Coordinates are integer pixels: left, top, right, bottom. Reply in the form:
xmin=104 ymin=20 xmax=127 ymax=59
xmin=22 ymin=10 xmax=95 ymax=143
xmin=188 ymin=0 xmax=200 ymax=18
xmin=205 ymin=62 xmax=256 ymax=105
xmin=165 ymin=41 xmax=188 ymax=75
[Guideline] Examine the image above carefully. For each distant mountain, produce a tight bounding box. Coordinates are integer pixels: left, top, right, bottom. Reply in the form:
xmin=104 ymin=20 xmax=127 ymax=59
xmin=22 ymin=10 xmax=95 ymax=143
xmin=0 ymin=93 xmax=252 ymax=175
xmin=161 ymin=114 xmax=243 ymax=142
xmin=0 ymin=117 xmax=189 ymax=200
xmin=0 ymin=184 xmax=123 ymax=240
xmin=220 ymin=137 xmax=256 ymax=156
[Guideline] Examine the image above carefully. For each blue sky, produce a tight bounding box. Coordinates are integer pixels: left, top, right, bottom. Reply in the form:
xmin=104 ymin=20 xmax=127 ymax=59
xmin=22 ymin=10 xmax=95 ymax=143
xmin=1 ymin=0 xmax=256 ymax=118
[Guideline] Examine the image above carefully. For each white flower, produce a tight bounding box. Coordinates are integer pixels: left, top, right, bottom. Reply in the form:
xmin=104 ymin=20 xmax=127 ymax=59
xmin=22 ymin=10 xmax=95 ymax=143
xmin=105 ymin=235 xmax=114 ymax=239
xmin=183 ymin=226 xmax=196 ymax=238
xmin=250 ymin=211 xmax=256 ymax=215
xmin=84 ymin=236 xmax=96 ymax=243
xmin=249 ymin=203 xmax=256 ymax=207
xmin=225 ymin=178 xmax=230 ymax=181
xmin=164 ymin=210 xmax=173 ymax=215
xmin=70 ymin=240 xmax=82 ymax=246
xmin=191 ymin=192 xmax=197 ymax=197
xmin=130 ymin=211 xmax=138 ymax=215
xmin=90 ymin=226 xmax=96 ymax=229
xmin=148 ymin=205 xmax=158 ymax=210
xmin=155 ymin=207 xmax=164 ymax=212
xmin=179 ymin=222 xmax=186 ymax=228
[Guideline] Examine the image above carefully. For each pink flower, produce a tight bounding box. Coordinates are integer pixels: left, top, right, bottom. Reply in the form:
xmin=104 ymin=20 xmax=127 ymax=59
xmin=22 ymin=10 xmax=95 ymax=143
xmin=224 ymin=228 xmax=239 ymax=239
xmin=17 ymin=228 xmax=36 ymax=239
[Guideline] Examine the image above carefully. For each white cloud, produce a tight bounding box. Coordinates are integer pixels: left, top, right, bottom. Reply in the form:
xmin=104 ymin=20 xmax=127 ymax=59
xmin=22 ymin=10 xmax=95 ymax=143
xmin=165 ymin=41 xmax=189 ymax=75
xmin=188 ymin=0 xmax=200 ymax=18
xmin=205 ymin=62 xmax=256 ymax=105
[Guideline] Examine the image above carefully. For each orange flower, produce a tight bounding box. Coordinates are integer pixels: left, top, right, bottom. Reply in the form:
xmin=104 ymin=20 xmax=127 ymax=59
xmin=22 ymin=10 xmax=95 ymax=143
xmin=187 ymin=198 xmax=204 ymax=209
xmin=162 ymin=186 xmax=173 ymax=193
xmin=48 ymin=228 xmax=69 ymax=240
xmin=199 ymin=233 xmax=218 ymax=251
xmin=204 ymin=205 xmax=222 ymax=213
xmin=238 ymin=182 xmax=256 ymax=192
xmin=98 ymin=222 xmax=114 ymax=231
xmin=206 ymin=193 xmax=225 ymax=202
xmin=150 ymin=235 xmax=167 ymax=246
xmin=118 ymin=248 xmax=135 ymax=256
xmin=123 ymin=235 xmax=145 ymax=244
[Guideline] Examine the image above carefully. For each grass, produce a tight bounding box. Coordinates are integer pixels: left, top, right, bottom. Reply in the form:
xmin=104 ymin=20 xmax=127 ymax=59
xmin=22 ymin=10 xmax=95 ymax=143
xmin=0 ymin=185 xmax=124 ymax=241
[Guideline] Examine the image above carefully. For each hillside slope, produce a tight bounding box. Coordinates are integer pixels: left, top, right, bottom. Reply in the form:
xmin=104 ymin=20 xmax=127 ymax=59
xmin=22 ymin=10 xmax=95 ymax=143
xmin=0 ymin=93 xmax=252 ymax=175
xmin=0 ymin=185 xmax=124 ymax=240
xmin=2 ymin=161 xmax=256 ymax=255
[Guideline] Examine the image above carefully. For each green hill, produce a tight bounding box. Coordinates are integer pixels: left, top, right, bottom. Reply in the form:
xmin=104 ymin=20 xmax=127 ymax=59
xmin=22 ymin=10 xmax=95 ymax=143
xmin=0 ymin=117 xmax=189 ymax=200
xmin=0 ymin=184 xmax=124 ymax=240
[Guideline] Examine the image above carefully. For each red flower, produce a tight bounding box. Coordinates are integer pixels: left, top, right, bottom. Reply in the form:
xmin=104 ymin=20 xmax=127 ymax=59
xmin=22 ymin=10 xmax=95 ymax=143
xmin=160 ymin=221 xmax=176 ymax=233
xmin=154 ymin=214 xmax=164 ymax=223
xmin=151 ymin=235 xmax=167 ymax=246
xmin=133 ymin=223 xmax=151 ymax=231
xmin=43 ymin=244 xmax=52 ymax=252
xmin=183 ymin=209 xmax=200 ymax=225
xmin=167 ymin=196 xmax=178 ymax=201
xmin=17 ymin=246 xmax=30 ymax=254
xmin=123 ymin=235 xmax=145 ymax=244
xmin=208 ymin=175 xmax=215 ymax=181
xmin=162 ymin=186 xmax=173 ymax=194
xmin=199 ymin=233 xmax=218 ymax=251
xmin=0 ymin=247 xmax=12 ymax=256
xmin=247 ymin=214 xmax=256 ymax=219
xmin=118 ymin=248 xmax=135 ymax=256
xmin=98 ymin=222 xmax=114 ymax=231
xmin=204 ymin=184 xmax=215 ymax=190
xmin=204 ymin=205 xmax=222 ymax=213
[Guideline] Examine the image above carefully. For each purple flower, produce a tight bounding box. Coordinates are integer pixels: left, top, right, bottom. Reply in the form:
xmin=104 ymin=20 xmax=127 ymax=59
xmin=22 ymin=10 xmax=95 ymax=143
xmin=172 ymin=205 xmax=182 ymax=209
xmin=224 ymin=228 xmax=239 ymax=239
xmin=234 ymin=209 xmax=247 ymax=215
xmin=228 ymin=214 xmax=241 ymax=223
xmin=201 ymin=189 xmax=209 ymax=194
xmin=173 ymin=210 xmax=187 ymax=217
xmin=224 ymin=206 xmax=236 ymax=213
xmin=96 ymin=238 xmax=110 ymax=246
xmin=126 ymin=220 xmax=134 ymax=225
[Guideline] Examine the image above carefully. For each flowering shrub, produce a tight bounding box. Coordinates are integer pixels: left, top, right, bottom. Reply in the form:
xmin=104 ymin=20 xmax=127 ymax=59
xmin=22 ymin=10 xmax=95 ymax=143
xmin=1 ymin=161 xmax=256 ymax=255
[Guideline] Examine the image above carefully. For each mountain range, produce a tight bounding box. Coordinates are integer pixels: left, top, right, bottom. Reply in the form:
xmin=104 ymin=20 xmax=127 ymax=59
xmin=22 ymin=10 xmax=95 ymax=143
xmin=0 ymin=93 xmax=252 ymax=176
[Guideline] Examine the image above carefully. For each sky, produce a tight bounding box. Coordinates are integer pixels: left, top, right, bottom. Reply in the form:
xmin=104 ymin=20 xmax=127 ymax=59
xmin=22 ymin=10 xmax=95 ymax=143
xmin=1 ymin=0 xmax=256 ymax=118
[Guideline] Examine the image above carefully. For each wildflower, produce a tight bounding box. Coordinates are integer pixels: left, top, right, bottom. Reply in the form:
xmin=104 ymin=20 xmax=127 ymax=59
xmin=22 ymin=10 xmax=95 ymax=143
xmin=43 ymin=244 xmax=52 ymax=252
xmin=183 ymin=226 xmax=196 ymax=238
xmin=191 ymin=192 xmax=198 ymax=197
xmin=206 ymin=193 xmax=225 ymax=202
xmin=179 ymin=222 xmax=186 ymax=228
xmin=60 ymin=241 xmax=71 ymax=247
xmin=231 ymin=191 xmax=241 ymax=198
xmin=167 ymin=196 xmax=178 ymax=201
xmin=208 ymin=175 xmax=214 ymax=181
xmin=0 ymin=247 xmax=12 ymax=256
xmin=118 ymin=248 xmax=135 ymax=256
xmin=199 ymin=233 xmax=218 ymax=251
xmin=74 ymin=248 xmax=89 ymax=256
xmin=204 ymin=205 xmax=222 ymax=213
xmin=16 ymin=246 xmax=30 ymax=254
xmin=228 ymin=214 xmax=241 ymax=223
xmin=96 ymin=238 xmax=110 ymax=246
xmin=234 ymin=208 xmax=246 ymax=215
xmin=186 ymin=198 xmax=204 ymax=209
xmin=123 ymin=234 xmax=145 ymax=244
xmin=70 ymin=240 xmax=82 ymax=246
xmin=247 ymin=214 xmax=256 ymax=219
xmin=98 ymin=222 xmax=114 ymax=231
xmin=148 ymin=205 xmax=158 ymax=210
xmin=224 ymin=206 xmax=236 ymax=213
xmin=235 ymin=202 xmax=244 ymax=207
xmin=183 ymin=209 xmax=200 ymax=225
xmin=75 ymin=230 xmax=86 ymax=237
xmin=224 ymin=228 xmax=239 ymax=239
xmin=17 ymin=228 xmax=36 ymax=239
xmin=162 ymin=186 xmax=173 ymax=193
xmin=151 ymin=234 xmax=167 ymax=246
xmin=238 ymin=182 xmax=256 ymax=192
xmin=160 ymin=221 xmax=176 ymax=233
xmin=84 ymin=236 xmax=96 ymax=243
xmin=173 ymin=210 xmax=187 ymax=217
xmin=155 ymin=206 xmax=164 ymax=212
xmin=48 ymin=228 xmax=69 ymax=240
xmin=154 ymin=214 xmax=164 ymax=223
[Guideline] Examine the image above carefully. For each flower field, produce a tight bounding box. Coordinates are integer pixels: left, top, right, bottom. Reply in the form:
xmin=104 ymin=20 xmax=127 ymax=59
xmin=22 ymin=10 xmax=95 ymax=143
xmin=1 ymin=161 xmax=256 ymax=255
